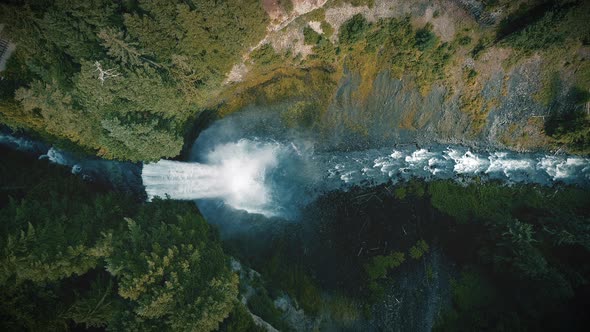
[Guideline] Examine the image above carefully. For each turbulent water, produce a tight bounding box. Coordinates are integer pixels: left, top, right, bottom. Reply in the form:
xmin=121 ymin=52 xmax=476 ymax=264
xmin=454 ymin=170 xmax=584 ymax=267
xmin=142 ymin=139 xmax=590 ymax=217
xmin=320 ymin=145 xmax=590 ymax=188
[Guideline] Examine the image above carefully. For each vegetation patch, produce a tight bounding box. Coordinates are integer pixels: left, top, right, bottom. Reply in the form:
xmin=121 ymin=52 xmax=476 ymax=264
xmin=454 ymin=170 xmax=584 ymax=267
xmin=0 ymin=149 xmax=238 ymax=331
xmin=545 ymin=100 xmax=590 ymax=154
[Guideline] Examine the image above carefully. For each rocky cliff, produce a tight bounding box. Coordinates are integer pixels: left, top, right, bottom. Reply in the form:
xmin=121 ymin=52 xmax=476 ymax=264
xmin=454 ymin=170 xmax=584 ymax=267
xmin=213 ymin=0 xmax=589 ymax=154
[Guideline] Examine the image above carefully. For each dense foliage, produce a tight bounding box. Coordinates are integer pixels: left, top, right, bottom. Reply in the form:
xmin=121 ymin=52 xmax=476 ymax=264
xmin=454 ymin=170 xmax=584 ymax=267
xmin=545 ymin=99 xmax=590 ymax=153
xmin=428 ymin=180 xmax=590 ymax=330
xmin=0 ymin=0 xmax=268 ymax=161
xmin=0 ymin=148 xmax=239 ymax=331
xmin=330 ymin=15 xmax=453 ymax=95
xmin=225 ymin=177 xmax=590 ymax=330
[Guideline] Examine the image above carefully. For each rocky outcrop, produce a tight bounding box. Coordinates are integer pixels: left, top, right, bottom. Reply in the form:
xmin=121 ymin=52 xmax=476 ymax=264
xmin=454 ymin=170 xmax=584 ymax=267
xmin=317 ymin=57 xmax=567 ymax=152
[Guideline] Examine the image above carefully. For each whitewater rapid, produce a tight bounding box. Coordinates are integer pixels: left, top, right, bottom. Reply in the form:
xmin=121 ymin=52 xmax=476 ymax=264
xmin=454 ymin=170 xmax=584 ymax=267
xmin=142 ymin=140 xmax=590 ymax=217
xmin=320 ymin=145 xmax=590 ymax=189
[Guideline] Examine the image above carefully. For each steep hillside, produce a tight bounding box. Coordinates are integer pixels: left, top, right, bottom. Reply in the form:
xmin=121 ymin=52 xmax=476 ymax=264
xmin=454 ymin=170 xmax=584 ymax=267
xmin=218 ymin=0 xmax=590 ymax=153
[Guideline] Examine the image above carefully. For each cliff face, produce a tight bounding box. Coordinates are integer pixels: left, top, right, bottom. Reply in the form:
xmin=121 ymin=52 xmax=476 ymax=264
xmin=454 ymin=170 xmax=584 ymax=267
xmin=319 ymin=55 xmax=560 ymax=151
xmin=216 ymin=0 xmax=590 ymax=154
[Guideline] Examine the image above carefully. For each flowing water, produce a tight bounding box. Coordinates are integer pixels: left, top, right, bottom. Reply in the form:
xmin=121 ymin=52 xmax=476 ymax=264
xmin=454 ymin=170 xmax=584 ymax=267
xmin=3 ymin=131 xmax=588 ymax=218
xmin=0 ymin=132 xmax=143 ymax=195
xmin=142 ymin=139 xmax=590 ymax=218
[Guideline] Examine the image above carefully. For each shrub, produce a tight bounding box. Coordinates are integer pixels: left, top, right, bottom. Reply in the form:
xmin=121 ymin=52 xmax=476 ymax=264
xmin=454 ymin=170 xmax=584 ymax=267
xmin=415 ymin=24 xmax=437 ymax=51
xmin=365 ymin=252 xmax=405 ymax=280
xmin=251 ymin=44 xmax=282 ymax=66
xmin=409 ymin=240 xmax=430 ymax=260
xmin=458 ymin=35 xmax=472 ymax=46
xmin=303 ymin=26 xmax=322 ymax=45
xmin=247 ymin=291 xmax=288 ymax=331
xmin=218 ymin=303 xmax=266 ymax=332
xmin=339 ymin=14 xmax=370 ymax=44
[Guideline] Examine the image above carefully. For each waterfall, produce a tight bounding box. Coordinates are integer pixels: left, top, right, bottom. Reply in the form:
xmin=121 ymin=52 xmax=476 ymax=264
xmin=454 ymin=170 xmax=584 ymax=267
xmin=142 ymin=139 xmax=284 ymax=216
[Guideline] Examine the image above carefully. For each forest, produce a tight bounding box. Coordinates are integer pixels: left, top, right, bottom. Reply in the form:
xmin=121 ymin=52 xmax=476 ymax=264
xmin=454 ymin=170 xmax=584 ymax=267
xmin=0 ymin=0 xmax=268 ymax=161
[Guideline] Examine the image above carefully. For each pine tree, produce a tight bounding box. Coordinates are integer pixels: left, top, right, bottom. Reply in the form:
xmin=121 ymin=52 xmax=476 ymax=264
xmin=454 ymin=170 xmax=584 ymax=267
xmin=106 ymin=200 xmax=239 ymax=331
xmin=98 ymin=27 xmax=146 ymax=67
xmin=100 ymin=117 xmax=184 ymax=162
